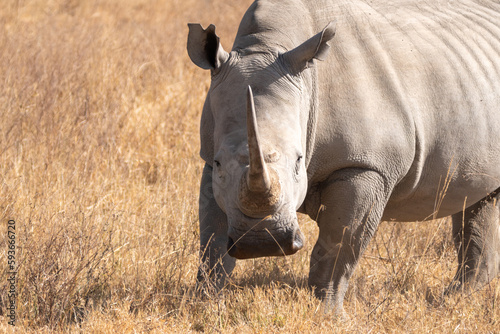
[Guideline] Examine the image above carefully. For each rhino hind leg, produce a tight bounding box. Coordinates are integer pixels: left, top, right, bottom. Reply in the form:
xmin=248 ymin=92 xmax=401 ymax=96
xmin=449 ymin=187 xmax=500 ymax=291
xmin=197 ymin=164 xmax=236 ymax=294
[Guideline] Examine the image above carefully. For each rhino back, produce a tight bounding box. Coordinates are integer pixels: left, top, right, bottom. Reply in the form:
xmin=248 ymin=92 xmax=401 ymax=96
xmin=307 ymin=0 xmax=500 ymax=220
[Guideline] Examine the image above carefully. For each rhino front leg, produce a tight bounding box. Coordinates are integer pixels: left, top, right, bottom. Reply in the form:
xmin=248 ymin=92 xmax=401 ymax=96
xmin=449 ymin=187 xmax=500 ymax=291
xmin=309 ymin=169 xmax=389 ymax=314
xmin=197 ymin=163 xmax=236 ymax=292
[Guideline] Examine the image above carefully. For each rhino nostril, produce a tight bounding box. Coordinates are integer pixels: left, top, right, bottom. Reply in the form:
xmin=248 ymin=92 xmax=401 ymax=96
xmin=227 ymin=236 xmax=236 ymax=256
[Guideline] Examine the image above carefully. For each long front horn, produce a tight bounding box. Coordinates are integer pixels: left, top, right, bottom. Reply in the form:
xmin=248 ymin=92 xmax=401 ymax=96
xmin=246 ymin=86 xmax=270 ymax=192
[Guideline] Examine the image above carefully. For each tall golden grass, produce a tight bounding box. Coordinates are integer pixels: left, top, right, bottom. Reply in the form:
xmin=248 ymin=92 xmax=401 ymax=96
xmin=0 ymin=1 xmax=498 ymax=332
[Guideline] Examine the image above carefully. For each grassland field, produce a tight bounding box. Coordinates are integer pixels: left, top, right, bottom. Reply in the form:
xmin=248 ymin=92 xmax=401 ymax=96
xmin=0 ymin=0 xmax=499 ymax=333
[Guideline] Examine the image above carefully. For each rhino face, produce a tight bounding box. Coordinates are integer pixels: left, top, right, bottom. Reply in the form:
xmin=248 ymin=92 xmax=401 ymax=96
xmin=188 ymin=22 xmax=336 ymax=258
xmin=211 ymin=83 xmax=308 ymax=259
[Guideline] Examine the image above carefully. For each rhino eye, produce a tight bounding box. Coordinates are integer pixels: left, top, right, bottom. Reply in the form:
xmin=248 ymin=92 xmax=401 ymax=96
xmin=294 ymin=155 xmax=303 ymax=175
xmin=214 ymin=160 xmax=221 ymax=168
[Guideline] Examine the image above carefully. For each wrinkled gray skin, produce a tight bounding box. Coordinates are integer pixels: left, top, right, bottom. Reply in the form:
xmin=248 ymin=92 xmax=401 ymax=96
xmin=188 ymin=0 xmax=500 ymax=313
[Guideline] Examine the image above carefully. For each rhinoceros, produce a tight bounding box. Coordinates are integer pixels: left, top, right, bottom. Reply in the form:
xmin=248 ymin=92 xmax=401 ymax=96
xmin=187 ymin=0 xmax=500 ymax=313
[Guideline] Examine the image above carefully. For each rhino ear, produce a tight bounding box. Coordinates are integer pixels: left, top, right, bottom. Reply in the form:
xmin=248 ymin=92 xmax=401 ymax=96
xmin=187 ymin=23 xmax=229 ymax=71
xmin=283 ymin=21 xmax=336 ymax=73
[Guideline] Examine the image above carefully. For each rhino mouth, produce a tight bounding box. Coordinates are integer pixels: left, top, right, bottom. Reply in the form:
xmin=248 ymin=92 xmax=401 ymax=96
xmin=227 ymin=228 xmax=304 ymax=259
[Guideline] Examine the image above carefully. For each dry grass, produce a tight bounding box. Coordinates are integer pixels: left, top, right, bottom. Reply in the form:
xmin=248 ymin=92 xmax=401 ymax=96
xmin=0 ymin=1 xmax=498 ymax=333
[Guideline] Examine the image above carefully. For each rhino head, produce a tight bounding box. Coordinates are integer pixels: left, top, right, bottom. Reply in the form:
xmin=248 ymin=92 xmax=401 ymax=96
xmin=187 ymin=22 xmax=336 ymax=259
